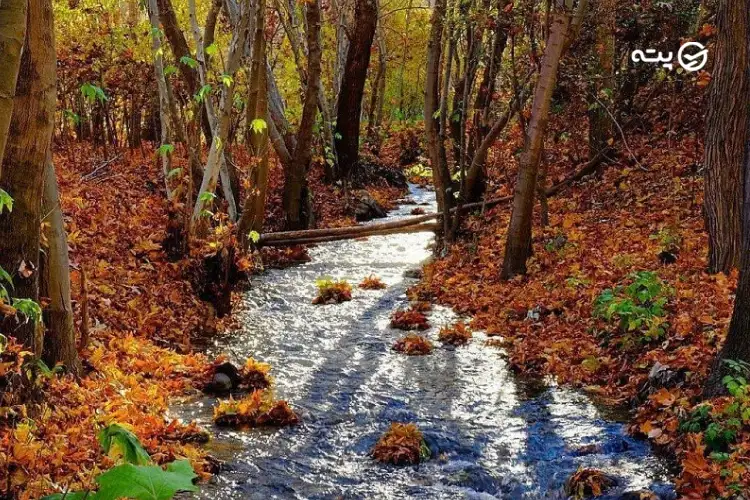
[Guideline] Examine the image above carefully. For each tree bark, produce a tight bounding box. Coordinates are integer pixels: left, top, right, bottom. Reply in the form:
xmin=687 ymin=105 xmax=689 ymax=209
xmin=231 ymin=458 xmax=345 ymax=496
xmin=501 ymin=1 xmax=571 ymax=279
xmin=238 ymin=0 xmax=270 ymax=242
xmin=282 ymin=0 xmax=323 ymax=230
xmin=41 ymin=156 xmax=80 ymax=374
xmin=0 ymin=0 xmax=27 ymax=174
xmin=0 ymin=0 xmax=57 ymax=350
xmin=703 ymin=0 xmax=749 ymax=274
xmin=424 ymin=0 xmax=455 ymax=240
xmin=587 ymin=0 xmax=615 ymax=161
xmin=334 ymin=0 xmax=378 ymax=181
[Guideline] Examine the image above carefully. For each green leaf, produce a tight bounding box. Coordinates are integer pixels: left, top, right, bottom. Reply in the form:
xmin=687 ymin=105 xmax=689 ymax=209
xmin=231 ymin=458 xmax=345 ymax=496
xmin=195 ymin=84 xmax=212 ymax=103
xmin=163 ymin=65 xmax=178 ymax=77
xmin=247 ymin=231 xmax=260 ymax=243
xmin=205 ymin=43 xmax=218 ymax=57
xmin=41 ymin=492 xmax=90 ymax=500
xmin=97 ymin=424 xmax=151 ymax=466
xmin=94 ymin=460 xmax=198 ymax=500
xmin=220 ymin=74 xmax=234 ymax=88
xmin=81 ymin=83 xmax=108 ymax=103
xmin=179 ymin=55 xmax=198 ymax=69
xmin=12 ymin=298 xmax=42 ymax=324
xmin=198 ymin=192 xmax=217 ymax=203
xmin=249 ymin=118 xmax=267 ymax=134
xmin=0 ymin=265 xmax=13 ymax=288
xmin=156 ymin=144 xmax=175 ymax=157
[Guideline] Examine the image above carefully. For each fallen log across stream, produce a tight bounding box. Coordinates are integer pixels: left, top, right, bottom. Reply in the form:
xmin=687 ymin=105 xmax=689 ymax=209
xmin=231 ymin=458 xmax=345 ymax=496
xmin=258 ymin=153 xmax=606 ymax=247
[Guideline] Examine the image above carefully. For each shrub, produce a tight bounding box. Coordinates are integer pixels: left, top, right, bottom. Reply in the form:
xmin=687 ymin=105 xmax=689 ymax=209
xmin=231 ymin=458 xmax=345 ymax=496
xmin=393 ymin=334 xmax=433 ymax=355
xmin=359 ymin=275 xmax=387 ymax=290
xmin=313 ymin=277 xmax=352 ymax=305
xmin=593 ymin=271 xmax=672 ymax=343
xmin=371 ymin=423 xmax=430 ymax=465
xmin=390 ymin=308 xmax=429 ymax=330
xmin=438 ymin=322 xmax=472 ymax=346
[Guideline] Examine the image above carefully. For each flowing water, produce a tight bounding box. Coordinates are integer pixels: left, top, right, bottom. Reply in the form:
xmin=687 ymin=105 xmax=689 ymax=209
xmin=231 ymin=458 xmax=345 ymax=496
xmin=173 ymin=185 xmax=674 ymax=499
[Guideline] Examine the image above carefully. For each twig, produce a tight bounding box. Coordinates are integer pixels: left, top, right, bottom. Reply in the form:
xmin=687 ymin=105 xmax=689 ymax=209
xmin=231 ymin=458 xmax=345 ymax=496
xmin=587 ymin=91 xmax=646 ymax=171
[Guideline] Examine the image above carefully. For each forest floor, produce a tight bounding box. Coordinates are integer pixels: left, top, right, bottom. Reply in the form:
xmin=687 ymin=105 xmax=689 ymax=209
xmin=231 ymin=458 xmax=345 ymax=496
xmin=415 ymin=114 xmax=746 ymax=495
xmin=0 ymin=143 xmax=406 ymax=499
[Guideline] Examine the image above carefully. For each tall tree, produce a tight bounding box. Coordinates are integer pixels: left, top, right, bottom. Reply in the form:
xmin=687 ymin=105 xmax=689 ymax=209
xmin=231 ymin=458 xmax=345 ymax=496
xmin=501 ymin=0 xmax=573 ymax=279
xmin=703 ymin=0 xmax=749 ymax=274
xmin=334 ymin=0 xmax=378 ymax=181
xmin=0 ymin=0 xmax=57 ymax=351
xmin=587 ymin=0 xmax=615 ymax=161
xmin=282 ymin=0 xmax=323 ymax=229
xmin=0 ymin=0 xmax=27 ymax=173
xmin=238 ymin=0 xmax=270 ymax=241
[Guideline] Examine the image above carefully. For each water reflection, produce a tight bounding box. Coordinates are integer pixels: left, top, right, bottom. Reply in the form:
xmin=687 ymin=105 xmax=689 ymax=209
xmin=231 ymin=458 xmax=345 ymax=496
xmin=173 ymin=185 xmax=674 ymax=499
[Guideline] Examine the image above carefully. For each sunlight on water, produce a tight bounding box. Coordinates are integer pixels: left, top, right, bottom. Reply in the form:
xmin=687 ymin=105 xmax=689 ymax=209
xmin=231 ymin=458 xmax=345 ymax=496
xmin=172 ymin=185 xmax=674 ymax=499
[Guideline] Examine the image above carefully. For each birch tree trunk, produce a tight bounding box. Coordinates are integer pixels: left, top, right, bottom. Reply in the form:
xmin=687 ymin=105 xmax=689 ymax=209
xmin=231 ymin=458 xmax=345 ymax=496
xmin=190 ymin=0 xmax=254 ymax=230
xmin=501 ymin=0 xmax=572 ymax=279
xmin=0 ymin=0 xmax=57 ymax=350
xmin=41 ymin=156 xmax=80 ymax=374
xmin=0 ymin=0 xmax=27 ymax=173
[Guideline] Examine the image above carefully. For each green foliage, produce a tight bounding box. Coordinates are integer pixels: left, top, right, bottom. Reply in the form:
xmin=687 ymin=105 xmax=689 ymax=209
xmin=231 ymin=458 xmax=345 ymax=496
xmin=198 ymin=192 xmax=217 ymax=204
xmin=12 ymin=298 xmax=42 ymax=324
xmin=156 ymin=144 xmax=174 ymax=157
xmin=205 ymin=43 xmax=219 ymax=57
xmin=163 ymin=65 xmax=178 ymax=77
xmin=247 ymin=231 xmax=260 ymax=244
xmin=249 ymin=118 xmax=267 ymax=135
xmin=0 ymin=188 xmax=14 ymax=214
xmin=81 ymin=83 xmax=108 ymax=103
xmin=219 ymin=74 xmax=234 ymax=88
xmin=166 ymin=168 xmax=183 ymax=180
xmin=194 ymin=84 xmax=212 ymax=103
xmin=179 ymin=55 xmax=198 ymax=69
xmin=593 ymin=271 xmax=672 ymax=342
xmin=63 ymin=109 xmax=81 ymax=126
xmin=98 ymin=424 xmax=151 ymax=465
xmin=42 ymin=424 xmax=198 ymax=500
xmin=650 ymin=226 xmax=682 ymax=253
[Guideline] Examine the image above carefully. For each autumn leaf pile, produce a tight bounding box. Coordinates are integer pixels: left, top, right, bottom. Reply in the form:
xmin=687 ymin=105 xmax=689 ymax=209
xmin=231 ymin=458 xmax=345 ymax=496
xmin=359 ymin=275 xmax=387 ymax=290
xmin=213 ymin=389 xmax=299 ymax=428
xmin=437 ymin=322 xmax=473 ymax=346
xmin=371 ymin=422 xmax=430 ymax=465
xmin=390 ymin=308 xmax=430 ymax=330
xmin=392 ymin=334 xmax=434 ymax=356
xmin=415 ymin=94 xmax=749 ymax=495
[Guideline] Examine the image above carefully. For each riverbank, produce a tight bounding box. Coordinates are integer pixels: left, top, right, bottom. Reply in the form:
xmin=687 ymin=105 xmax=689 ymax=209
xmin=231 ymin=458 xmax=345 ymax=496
xmin=0 ymin=143 xmax=408 ymax=498
xmin=414 ymin=127 xmax=744 ymax=496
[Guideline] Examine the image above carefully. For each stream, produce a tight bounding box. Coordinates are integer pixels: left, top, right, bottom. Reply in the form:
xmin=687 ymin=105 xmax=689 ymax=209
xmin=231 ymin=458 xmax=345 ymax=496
xmin=173 ymin=185 xmax=675 ymax=499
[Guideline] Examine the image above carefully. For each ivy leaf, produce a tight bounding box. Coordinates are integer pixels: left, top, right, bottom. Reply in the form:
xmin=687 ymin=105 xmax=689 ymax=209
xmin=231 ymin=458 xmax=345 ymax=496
xmin=179 ymin=55 xmax=198 ymax=69
xmin=94 ymin=460 xmax=198 ymax=500
xmin=249 ymin=118 xmax=267 ymax=135
xmin=97 ymin=424 xmax=151 ymax=466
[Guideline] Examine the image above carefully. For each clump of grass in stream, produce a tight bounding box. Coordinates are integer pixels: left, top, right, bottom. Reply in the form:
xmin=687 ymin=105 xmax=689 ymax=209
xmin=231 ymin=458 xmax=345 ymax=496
xmin=438 ymin=322 xmax=472 ymax=346
xmin=390 ymin=308 xmax=429 ymax=330
xmin=393 ymin=334 xmax=433 ymax=355
xmin=564 ymin=468 xmax=617 ymax=499
xmin=372 ymin=423 xmax=431 ymax=465
xmin=241 ymin=357 xmax=273 ymax=392
xmin=213 ymin=388 xmax=299 ymax=428
xmin=312 ymin=277 xmax=353 ymax=304
xmin=359 ymin=275 xmax=387 ymax=290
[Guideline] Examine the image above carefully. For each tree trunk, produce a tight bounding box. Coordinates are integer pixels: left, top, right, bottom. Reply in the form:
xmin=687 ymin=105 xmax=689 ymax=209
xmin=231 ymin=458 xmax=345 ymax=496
xmin=0 ymin=0 xmax=27 ymax=173
xmin=41 ymin=156 xmax=80 ymax=374
xmin=587 ymin=0 xmax=615 ymax=161
xmin=238 ymin=0 xmax=270 ymax=242
xmin=501 ymin=1 xmax=571 ymax=279
xmin=283 ymin=0 xmax=322 ymax=230
xmin=0 ymin=0 xmax=57 ymax=350
xmin=704 ymin=0 xmax=750 ymax=394
xmin=703 ymin=0 xmax=749 ymax=274
xmin=424 ymin=0 xmax=454 ymax=240
xmin=334 ymin=0 xmax=377 ymax=181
